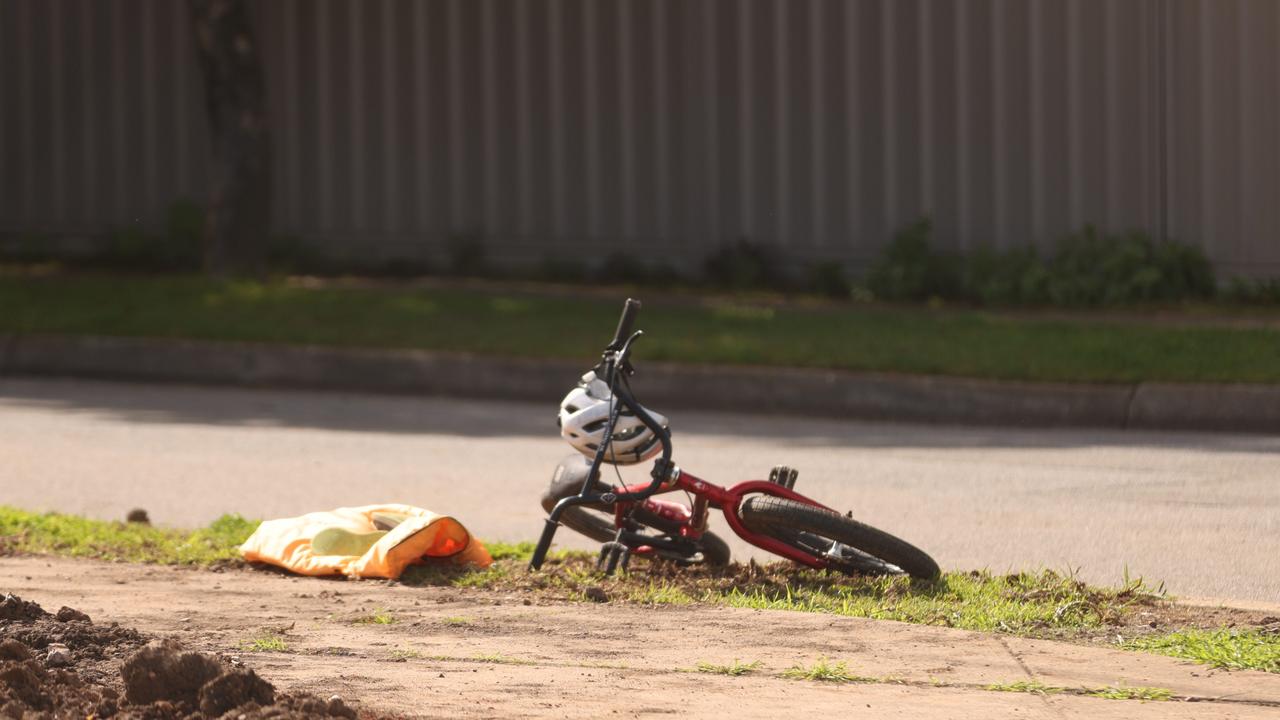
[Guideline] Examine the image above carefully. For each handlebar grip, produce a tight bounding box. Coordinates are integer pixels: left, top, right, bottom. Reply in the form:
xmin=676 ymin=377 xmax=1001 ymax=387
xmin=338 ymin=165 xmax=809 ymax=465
xmin=610 ymin=298 xmax=642 ymax=349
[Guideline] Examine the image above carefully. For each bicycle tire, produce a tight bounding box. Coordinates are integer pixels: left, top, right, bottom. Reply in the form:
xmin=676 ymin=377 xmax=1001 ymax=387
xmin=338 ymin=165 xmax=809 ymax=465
xmin=739 ymin=495 xmax=939 ymax=579
xmin=542 ymin=464 xmax=731 ymax=567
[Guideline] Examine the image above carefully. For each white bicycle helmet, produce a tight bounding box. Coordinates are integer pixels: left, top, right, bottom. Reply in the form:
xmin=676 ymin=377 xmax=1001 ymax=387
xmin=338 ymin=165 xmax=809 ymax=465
xmin=558 ymin=371 xmax=668 ymax=465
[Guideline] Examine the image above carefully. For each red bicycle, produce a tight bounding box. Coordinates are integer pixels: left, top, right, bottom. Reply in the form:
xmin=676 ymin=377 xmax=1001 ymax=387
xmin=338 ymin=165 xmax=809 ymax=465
xmin=529 ymin=299 xmax=940 ymax=579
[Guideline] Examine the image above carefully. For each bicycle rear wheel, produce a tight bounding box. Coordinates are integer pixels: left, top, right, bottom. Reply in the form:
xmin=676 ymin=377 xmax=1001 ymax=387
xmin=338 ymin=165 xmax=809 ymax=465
xmin=739 ymin=495 xmax=939 ymax=579
xmin=542 ymin=456 xmax=731 ymax=567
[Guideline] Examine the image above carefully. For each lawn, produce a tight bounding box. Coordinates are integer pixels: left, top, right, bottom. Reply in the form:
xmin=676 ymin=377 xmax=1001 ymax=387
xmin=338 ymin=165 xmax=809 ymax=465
xmin=4 ymin=505 xmax=1278 ymax=675
xmin=3 ymin=272 xmax=1280 ymax=384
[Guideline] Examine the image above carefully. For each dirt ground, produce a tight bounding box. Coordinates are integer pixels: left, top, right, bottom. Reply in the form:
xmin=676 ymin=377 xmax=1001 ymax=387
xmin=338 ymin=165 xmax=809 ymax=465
xmin=3 ymin=557 xmax=1278 ymax=719
xmin=0 ymin=592 xmax=362 ymax=718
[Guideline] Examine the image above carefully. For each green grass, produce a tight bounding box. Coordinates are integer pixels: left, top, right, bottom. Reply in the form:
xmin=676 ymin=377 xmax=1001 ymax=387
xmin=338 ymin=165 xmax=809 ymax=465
xmin=484 ymin=541 xmax=538 ymax=562
xmin=4 ymin=273 xmax=1280 ymax=383
xmin=781 ymin=657 xmax=875 ymax=683
xmin=1085 ymin=685 xmax=1173 ymax=701
xmin=1 ymin=503 xmax=1250 ymax=682
xmin=699 ymin=569 xmax=1155 ymax=634
xmin=985 ymin=680 xmax=1172 ymax=702
xmin=471 ymin=653 xmax=536 ymax=666
xmin=0 ymin=506 xmax=257 ymax=565
xmin=398 ymin=543 xmax=1162 ymax=638
xmin=0 ymin=507 xmax=1157 ymax=638
xmin=1124 ymin=629 xmax=1280 ymax=673
xmin=984 ymin=679 xmax=1064 ymax=695
xmin=241 ymin=635 xmax=289 ymax=653
xmin=624 ymin=582 xmax=698 ymax=606
xmin=352 ymin=608 xmax=397 ymax=625
xmin=695 ymin=659 xmax=763 ymax=676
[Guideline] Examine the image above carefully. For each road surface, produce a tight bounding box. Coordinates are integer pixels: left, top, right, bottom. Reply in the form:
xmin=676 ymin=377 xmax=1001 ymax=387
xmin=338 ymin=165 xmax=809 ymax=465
xmin=2 ymin=377 xmax=1276 ymax=602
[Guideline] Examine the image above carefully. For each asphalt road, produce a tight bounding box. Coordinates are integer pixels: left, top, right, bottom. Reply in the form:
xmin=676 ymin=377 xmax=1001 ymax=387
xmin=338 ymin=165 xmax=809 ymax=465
xmin=2 ymin=377 xmax=1277 ymax=603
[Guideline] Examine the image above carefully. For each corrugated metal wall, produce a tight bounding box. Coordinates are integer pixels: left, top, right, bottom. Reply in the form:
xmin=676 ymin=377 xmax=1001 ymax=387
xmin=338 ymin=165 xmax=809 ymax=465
xmin=2 ymin=0 xmax=1278 ymax=275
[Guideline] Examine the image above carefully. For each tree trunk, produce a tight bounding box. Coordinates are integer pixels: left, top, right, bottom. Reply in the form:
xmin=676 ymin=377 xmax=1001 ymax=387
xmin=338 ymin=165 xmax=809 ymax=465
xmin=188 ymin=0 xmax=271 ymax=278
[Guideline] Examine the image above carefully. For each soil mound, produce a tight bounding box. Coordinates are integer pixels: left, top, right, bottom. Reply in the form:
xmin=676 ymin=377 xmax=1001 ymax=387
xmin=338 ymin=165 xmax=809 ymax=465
xmin=0 ymin=594 xmax=48 ymax=622
xmin=0 ymin=594 xmax=360 ymax=719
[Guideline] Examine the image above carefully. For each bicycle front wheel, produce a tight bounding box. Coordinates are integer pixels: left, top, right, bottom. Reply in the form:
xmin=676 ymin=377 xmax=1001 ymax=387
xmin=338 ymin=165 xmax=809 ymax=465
xmin=541 ymin=460 xmax=731 ymax=567
xmin=739 ymin=495 xmax=940 ymax=579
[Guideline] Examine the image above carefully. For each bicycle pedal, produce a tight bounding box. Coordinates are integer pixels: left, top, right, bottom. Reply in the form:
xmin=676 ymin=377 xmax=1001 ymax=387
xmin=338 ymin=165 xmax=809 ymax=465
xmin=596 ymin=541 xmax=630 ymax=575
xmin=769 ymin=465 xmax=799 ymax=490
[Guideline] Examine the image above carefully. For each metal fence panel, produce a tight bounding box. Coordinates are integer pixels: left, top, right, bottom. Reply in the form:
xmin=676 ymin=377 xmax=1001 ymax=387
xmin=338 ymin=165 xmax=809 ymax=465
xmin=2 ymin=0 xmax=1278 ymax=275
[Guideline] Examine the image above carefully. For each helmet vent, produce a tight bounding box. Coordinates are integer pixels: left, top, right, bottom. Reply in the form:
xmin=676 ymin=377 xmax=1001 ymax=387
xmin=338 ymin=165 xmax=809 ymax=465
xmin=613 ymin=426 xmax=642 ymax=441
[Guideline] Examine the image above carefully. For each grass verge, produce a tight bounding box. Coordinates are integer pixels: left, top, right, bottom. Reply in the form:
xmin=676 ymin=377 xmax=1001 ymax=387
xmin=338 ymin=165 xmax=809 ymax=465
xmin=0 ymin=506 xmax=257 ymax=565
xmin=460 ymin=558 xmax=1165 ymax=637
xmin=4 ymin=272 xmax=1280 ymax=383
xmin=0 ymin=506 xmax=532 ymax=568
xmin=0 ymin=507 xmax=1161 ymax=639
xmin=5 ymin=506 xmax=1274 ymax=675
xmin=1124 ymin=629 xmax=1280 ymax=674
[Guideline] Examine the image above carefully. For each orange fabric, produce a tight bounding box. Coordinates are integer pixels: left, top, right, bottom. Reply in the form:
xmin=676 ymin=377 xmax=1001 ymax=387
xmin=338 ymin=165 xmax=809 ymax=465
xmin=239 ymin=504 xmax=492 ymax=579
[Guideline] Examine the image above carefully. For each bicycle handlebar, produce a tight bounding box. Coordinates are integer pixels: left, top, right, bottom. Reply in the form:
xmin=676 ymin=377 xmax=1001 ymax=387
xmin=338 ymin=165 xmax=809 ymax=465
xmin=609 ymin=298 xmax=642 ymax=350
xmin=529 ymin=297 xmax=675 ymax=571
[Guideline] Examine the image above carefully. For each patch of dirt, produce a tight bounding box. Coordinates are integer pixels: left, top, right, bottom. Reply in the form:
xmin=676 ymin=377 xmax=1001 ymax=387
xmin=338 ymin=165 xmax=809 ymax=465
xmin=0 ymin=593 xmax=49 ymax=622
xmin=6 ymin=557 xmax=1280 ymax=719
xmin=0 ymin=593 xmax=364 ymax=719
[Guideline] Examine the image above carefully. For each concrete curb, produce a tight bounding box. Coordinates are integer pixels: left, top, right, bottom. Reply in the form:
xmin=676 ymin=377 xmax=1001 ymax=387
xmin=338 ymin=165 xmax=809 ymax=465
xmin=0 ymin=334 xmax=16 ymax=376
xmin=2 ymin=333 xmax=1277 ymax=433
xmin=1129 ymin=383 xmax=1280 ymax=433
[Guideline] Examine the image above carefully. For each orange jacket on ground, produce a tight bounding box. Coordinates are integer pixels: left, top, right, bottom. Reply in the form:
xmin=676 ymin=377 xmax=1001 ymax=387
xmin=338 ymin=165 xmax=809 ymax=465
xmin=239 ymin=504 xmax=492 ymax=579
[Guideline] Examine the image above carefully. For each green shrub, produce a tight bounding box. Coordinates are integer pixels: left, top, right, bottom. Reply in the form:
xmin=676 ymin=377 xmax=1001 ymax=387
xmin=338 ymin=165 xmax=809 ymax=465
xmin=371 ymin=257 xmax=434 ymax=278
xmin=865 ymin=217 xmax=960 ymax=301
xmin=0 ymin=233 xmax=55 ymax=263
xmin=807 ymin=260 xmax=852 ymax=299
xmin=962 ymin=245 xmax=1049 ymax=305
xmin=164 ymin=199 xmax=205 ymax=267
xmin=448 ymin=234 xmax=488 ymax=277
xmin=1044 ymin=227 xmax=1213 ymax=306
xmin=865 ymin=219 xmax=1216 ymax=307
xmin=703 ymin=239 xmax=787 ymax=290
xmin=98 ymin=200 xmax=205 ymax=271
xmin=646 ymin=261 xmax=684 ymax=288
xmin=538 ymin=256 xmax=589 ymax=284
xmin=1147 ymin=236 xmax=1216 ymax=300
xmin=1221 ymin=276 xmax=1280 ymax=305
xmin=267 ymin=234 xmax=327 ymax=274
xmin=596 ymin=251 xmax=650 ymax=284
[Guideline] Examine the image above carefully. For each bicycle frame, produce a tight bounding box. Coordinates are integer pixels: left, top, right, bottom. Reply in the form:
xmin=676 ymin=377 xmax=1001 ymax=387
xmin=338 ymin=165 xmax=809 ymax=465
xmin=608 ymin=469 xmax=840 ymax=570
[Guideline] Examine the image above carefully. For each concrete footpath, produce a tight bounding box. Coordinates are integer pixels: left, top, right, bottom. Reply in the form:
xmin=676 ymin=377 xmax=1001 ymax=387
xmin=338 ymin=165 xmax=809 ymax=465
xmin=3 ymin=332 xmax=1280 ymax=433
xmin=8 ymin=556 xmax=1280 ymax=719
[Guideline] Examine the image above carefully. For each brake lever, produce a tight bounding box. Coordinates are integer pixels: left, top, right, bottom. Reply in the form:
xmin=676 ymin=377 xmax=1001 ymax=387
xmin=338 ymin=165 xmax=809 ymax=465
xmin=614 ymin=330 xmax=643 ymax=374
